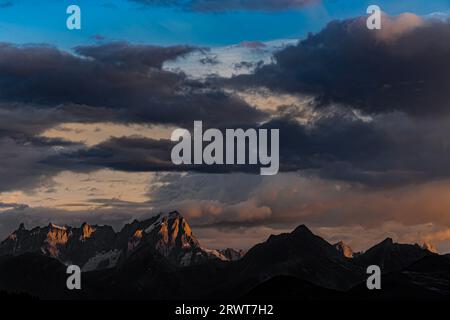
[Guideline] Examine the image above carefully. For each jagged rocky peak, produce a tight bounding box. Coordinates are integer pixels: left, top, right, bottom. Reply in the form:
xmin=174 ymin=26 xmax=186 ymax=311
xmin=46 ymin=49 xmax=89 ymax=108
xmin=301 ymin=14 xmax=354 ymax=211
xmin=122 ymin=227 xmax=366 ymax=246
xmin=421 ymin=242 xmax=438 ymax=254
xmin=378 ymin=237 xmax=395 ymax=247
xmin=44 ymin=224 xmax=70 ymax=258
xmin=334 ymin=241 xmax=354 ymax=258
xmin=266 ymin=224 xmax=313 ymax=243
xmin=142 ymin=211 xmax=200 ymax=258
xmin=145 ymin=211 xmax=198 ymax=243
xmin=80 ymin=223 xmax=96 ymax=241
xmin=5 ymin=223 xmax=26 ymax=241
xmin=293 ymin=224 xmax=313 ymax=235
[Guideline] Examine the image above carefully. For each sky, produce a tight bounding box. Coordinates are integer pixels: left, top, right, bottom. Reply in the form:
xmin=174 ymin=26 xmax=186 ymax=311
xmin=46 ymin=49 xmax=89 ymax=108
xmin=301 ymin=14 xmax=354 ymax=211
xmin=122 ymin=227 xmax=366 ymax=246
xmin=1 ymin=0 xmax=450 ymax=253
xmin=0 ymin=0 xmax=448 ymax=47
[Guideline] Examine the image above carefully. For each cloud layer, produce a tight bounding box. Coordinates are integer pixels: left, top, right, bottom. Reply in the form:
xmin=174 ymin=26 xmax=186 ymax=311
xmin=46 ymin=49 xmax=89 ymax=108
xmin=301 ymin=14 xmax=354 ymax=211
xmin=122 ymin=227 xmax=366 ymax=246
xmin=0 ymin=42 xmax=263 ymax=127
xmin=232 ymin=15 xmax=450 ymax=117
xmin=1 ymin=13 xmax=450 ymax=253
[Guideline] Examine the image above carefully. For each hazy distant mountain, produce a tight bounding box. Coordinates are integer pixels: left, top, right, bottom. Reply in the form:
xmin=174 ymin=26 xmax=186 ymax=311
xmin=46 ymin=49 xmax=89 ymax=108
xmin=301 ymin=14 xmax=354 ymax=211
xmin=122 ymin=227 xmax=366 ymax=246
xmin=352 ymin=238 xmax=434 ymax=273
xmin=0 ymin=212 xmax=449 ymax=300
xmin=219 ymin=248 xmax=245 ymax=261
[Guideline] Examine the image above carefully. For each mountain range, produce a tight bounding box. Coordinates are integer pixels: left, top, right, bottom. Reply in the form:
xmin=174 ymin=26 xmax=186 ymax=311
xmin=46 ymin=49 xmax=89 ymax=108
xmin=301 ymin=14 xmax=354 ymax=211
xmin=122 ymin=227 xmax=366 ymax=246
xmin=0 ymin=211 xmax=243 ymax=272
xmin=0 ymin=211 xmax=449 ymax=300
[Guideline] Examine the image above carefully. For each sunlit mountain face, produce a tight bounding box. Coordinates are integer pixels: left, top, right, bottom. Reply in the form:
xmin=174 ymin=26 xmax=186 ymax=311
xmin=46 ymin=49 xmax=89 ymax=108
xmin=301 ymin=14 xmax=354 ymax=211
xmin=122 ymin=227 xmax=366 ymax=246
xmin=0 ymin=0 xmax=450 ymax=305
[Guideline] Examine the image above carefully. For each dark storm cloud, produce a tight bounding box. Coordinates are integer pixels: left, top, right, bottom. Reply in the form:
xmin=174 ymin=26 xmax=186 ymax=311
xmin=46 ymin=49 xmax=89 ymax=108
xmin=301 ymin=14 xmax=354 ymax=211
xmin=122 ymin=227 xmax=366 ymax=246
xmin=231 ymin=17 xmax=450 ymax=117
xmin=52 ymin=136 xmax=176 ymax=172
xmin=0 ymin=103 xmax=103 ymax=138
xmin=0 ymin=42 xmax=179 ymax=108
xmin=0 ymin=42 xmax=265 ymax=127
xmin=46 ymin=135 xmax=260 ymax=174
xmin=264 ymin=111 xmax=450 ymax=187
xmin=2 ymin=15 xmax=450 ymax=192
xmin=74 ymin=42 xmax=195 ymax=69
xmin=0 ymin=102 xmax=138 ymax=193
xmin=0 ymin=104 xmax=61 ymax=138
xmin=46 ymin=109 xmax=450 ymax=187
xmin=0 ymin=104 xmax=95 ymax=192
xmin=0 ymin=136 xmax=82 ymax=192
xmin=0 ymin=41 xmax=265 ymax=192
xmin=131 ymin=0 xmax=318 ymax=12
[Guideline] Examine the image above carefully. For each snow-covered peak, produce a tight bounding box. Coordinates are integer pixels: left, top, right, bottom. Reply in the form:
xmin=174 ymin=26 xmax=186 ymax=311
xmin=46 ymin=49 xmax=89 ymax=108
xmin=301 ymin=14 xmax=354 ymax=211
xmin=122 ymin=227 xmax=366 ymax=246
xmin=48 ymin=223 xmax=67 ymax=230
xmin=144 ymin=211 xmax=182 ymax=234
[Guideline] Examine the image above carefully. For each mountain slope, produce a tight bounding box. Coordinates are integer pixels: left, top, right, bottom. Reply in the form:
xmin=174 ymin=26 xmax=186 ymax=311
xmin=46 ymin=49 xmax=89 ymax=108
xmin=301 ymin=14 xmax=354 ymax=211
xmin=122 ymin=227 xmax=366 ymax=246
xmin=348 ymin=254 xmax=450 ymax=300
xmin=0 ymin=253 xmax=67 ymax=299
xmin=242 ymin=275 xmax=342 ymax=300
xmin=352 ymin=238 xmax=433 ymax=273
xmin=221 ymin=225 xmax=364 ymax=294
